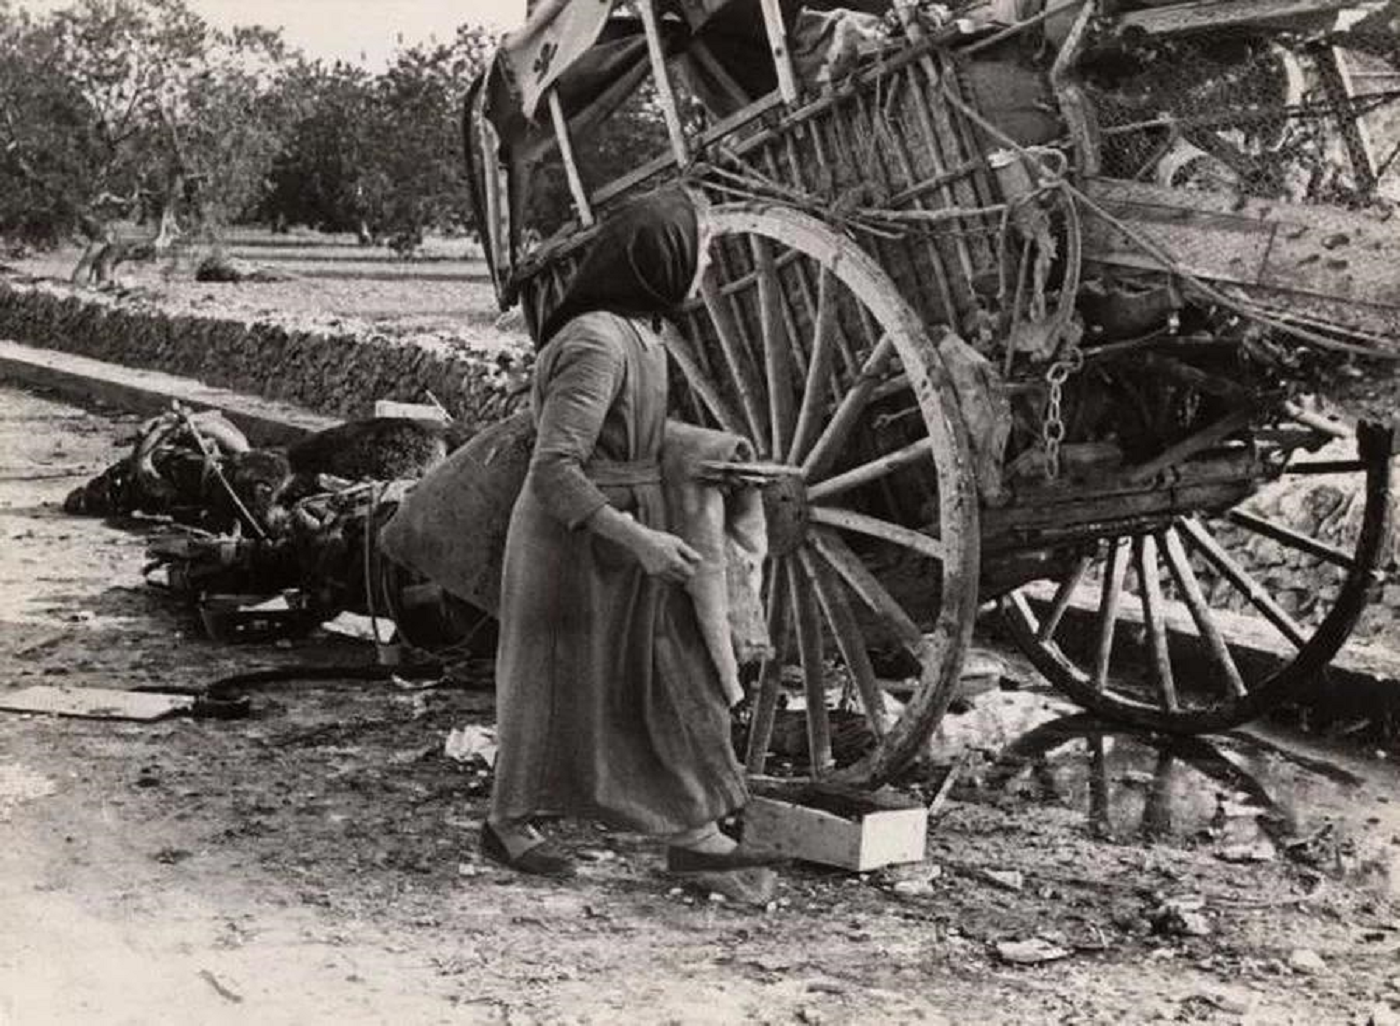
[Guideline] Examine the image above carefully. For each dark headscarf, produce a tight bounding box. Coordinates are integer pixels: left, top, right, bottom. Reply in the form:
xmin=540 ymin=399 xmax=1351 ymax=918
xmin=538 ymin=186 xmax=700 ymax=346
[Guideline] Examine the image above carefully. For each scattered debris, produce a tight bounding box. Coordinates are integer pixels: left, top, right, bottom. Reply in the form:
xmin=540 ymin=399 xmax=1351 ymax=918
xmin=197 ymin=968 xmax=244 ymax=1004
xmin=444 ymin=725 xmax=497 ymax=766
xmin=0 ymin=763 xmax=56 ymax=822
xmin=980 ymin=868 xmax=1025 ymax=892
xmin=1217 ymin=841 xmax=1277 ymax=864
xmin=1150 ymin=897 xmax=1213 ymax=938
xmin=995 ymin=938 xmax=1072 ymax=965
xmin=1288 ymin=948 xmax=1328 ymax=975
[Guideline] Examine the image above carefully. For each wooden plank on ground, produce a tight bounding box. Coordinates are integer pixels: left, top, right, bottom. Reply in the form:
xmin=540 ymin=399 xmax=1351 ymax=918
xmin=0 ymin=685 xmax=194 ymax=721
xmin=1117 ymin=0 xmax=1356 ymax=35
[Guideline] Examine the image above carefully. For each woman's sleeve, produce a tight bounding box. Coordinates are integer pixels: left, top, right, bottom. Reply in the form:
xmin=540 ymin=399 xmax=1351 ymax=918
xmin=527 ymin=325 xmax=625 ymax=529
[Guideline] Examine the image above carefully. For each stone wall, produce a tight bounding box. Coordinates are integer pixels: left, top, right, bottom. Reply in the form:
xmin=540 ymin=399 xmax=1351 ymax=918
xmin=0 ymin=275 xmax=533 ymax=429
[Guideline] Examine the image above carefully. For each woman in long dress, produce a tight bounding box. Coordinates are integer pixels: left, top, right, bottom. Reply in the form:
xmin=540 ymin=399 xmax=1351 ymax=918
xmin=484 ymin=187 xmax=771 ymax=880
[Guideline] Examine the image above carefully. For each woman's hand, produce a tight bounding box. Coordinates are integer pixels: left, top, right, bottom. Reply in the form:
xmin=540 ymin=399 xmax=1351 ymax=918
xmin=586 ymin=506 xmax=703 ymax=583
xmin=631 ymin=528 xmax=703 ymax=583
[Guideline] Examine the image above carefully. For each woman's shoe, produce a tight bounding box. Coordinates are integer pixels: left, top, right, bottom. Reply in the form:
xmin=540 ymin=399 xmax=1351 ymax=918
xmin=481 ymin=823 xmax=576 ymax=878
xmin=665 ymin=844 xmax=788 ymax=873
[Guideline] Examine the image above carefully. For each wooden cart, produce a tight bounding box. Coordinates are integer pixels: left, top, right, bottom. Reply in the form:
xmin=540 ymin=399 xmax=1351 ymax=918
xmin=465 ymin=0 xmax=1400 ymax=786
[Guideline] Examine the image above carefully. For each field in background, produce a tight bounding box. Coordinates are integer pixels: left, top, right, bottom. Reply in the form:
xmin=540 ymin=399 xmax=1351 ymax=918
xmin=7 ymin=226 xmax=524 ymax=348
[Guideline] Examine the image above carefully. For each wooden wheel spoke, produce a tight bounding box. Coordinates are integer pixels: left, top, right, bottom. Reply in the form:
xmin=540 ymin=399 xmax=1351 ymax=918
xmin=1178 ymin=516 xmax=1307 ymax=648
xmin=801 ymin=334 xmax=896 ymax=480
xmin=753 ymin=237 xmax=797 ymax=458
xmin=1225 ymin=508 xmax=1358 ymax=570
xmin=700 ymin=270 xmax=770 ymax=453
xmin=1160 ymin=527 xmax=1247 ymax=698
xmin=1133 ymin=534 xmax=1179 ymax=713
xmin=745 ymin=559 xmax=792 ymax=774
xmin=807 ymin=437 xmax=934 ymax=502
xmin=1038 ymin=555 xmax=1093 ymax=643
xmin=1092 ymin=539 xmax=1130 ymax=692
xmin=808 ymin=506 xmax=944 ymax=563
xmin=662 ymin=327 xmax=746 ymax=436
xmin=788 ymin=559 xmax=834 ymax=775
xmin=799 ymin=546 xmax=887 ymax=738
xmin=788 ymin=264 xmax=840 ymax=464
xmin=808 ymin=527 xmax=921 ymax=646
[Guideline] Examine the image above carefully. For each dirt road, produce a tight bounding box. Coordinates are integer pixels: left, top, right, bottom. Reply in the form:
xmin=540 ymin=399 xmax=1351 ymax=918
xmin=4 ymin=383 xmax=1400 ymax=1025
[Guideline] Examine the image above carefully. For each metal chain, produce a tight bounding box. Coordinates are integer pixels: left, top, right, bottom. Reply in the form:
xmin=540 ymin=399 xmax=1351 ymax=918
xmin=1041 ymin=343 xmax=1084 ymax=481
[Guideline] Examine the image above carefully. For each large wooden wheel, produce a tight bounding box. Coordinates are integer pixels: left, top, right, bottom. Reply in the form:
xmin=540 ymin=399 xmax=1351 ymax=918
xmin=1000 ymin=418 xmax=1395 ymax=734
xmin=667 ymin=204 xmax=980 ymax=786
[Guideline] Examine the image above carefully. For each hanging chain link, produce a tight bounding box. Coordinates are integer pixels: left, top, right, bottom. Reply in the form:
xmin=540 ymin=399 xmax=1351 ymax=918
xmin=1041 ymin=343 xmax=1084 ymax=481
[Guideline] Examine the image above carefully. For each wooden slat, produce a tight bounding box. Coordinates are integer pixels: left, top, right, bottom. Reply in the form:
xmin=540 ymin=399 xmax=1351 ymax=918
xmin=788 ymin=266 xmax=840 ymax=464
xmin=800 ymin=547 xmax=887 ymax=737
xmin=753 ymin=236 xmax=798 ymax=458
xmin=746 ymin=561 xmax=792 ymax=774
xmin=700 ymin=271 xmax=770 ymax=452
xmin=1177 ymin=516 xmax=1308 ymax=648
xmin=547 ymin=91 xmax=593 ymax=227
xmin=802 ymin=334 xmax=896 ymax=480
xmin=789 ymin=559 xmax=834 ymax=776
xmin=1160 ymin=527 xmax=1247 ymax=698
xmin=1118 ymin=0 xmax=1357 ymax=35
xmin=1092 ymin=539 xmax=1130 ymax=691
xmin=809 ymin=527 xmax=921 ymax=644
xmin=808 ymin=505 xmax=945 ymax=563
xmin=807 ymin=437 xmax=933 ymax=501
xmin=1134 ymin=534 xmax=1180 ymax=712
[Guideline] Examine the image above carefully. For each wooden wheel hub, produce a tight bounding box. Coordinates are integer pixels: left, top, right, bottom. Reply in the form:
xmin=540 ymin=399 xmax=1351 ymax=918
xmin=761 ymin=473 xmax=810 ymax=556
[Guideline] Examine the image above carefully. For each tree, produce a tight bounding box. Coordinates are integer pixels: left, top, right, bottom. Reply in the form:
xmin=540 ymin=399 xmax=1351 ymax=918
xmin=0 ymin=0 xmax=296 ymax=280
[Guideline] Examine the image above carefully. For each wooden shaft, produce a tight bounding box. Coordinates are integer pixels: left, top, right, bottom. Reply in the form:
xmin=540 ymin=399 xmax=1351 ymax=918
xmin=801 ymin=546 xmax=887 ymax=738
xmin=636 ymin=0 xmax=689 ymax=167
xmin=1092 ymin=538 xmax=1130 ymax=691
xmin=547 ymin=90 xmax=594 ymax=227
xmin=700 ymin=272 xmax=771 ymax=453
xmin=802 ymin=334 xmax=896 ymax=479
xmin=788 ymin=265 xmax=840 ymax=463
xmin=807 ymin=437 xmax=934 ymax=501
xmin=1037 ymin=554 xmax=1093 ymax=643
xmin=789 ymin=559 xmax=834 ymax=775
xmin=1160 ymin=527 xmax=1247 ymax=699
xmin=808 ymin=505 xmax=945 ymax=563
xmin=745 ymin=561 xmax=791 ymax=774
xmin=809 ymin=527 xmax=921 ymax=644
xmin=758 ymin=0 xmax=799 ymax=104
xmin=1125 ymin=409 xmax=1254 ymax=485
xmin=1134 ymin=534 xmax=1180 ymax=712
xmin=1177 ymin=516 xmax=1307 ymax=648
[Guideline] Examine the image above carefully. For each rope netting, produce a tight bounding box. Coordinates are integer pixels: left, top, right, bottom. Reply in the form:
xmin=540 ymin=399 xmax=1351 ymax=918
xmin=1083 ymin=22 xmax=1400 ymax=206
